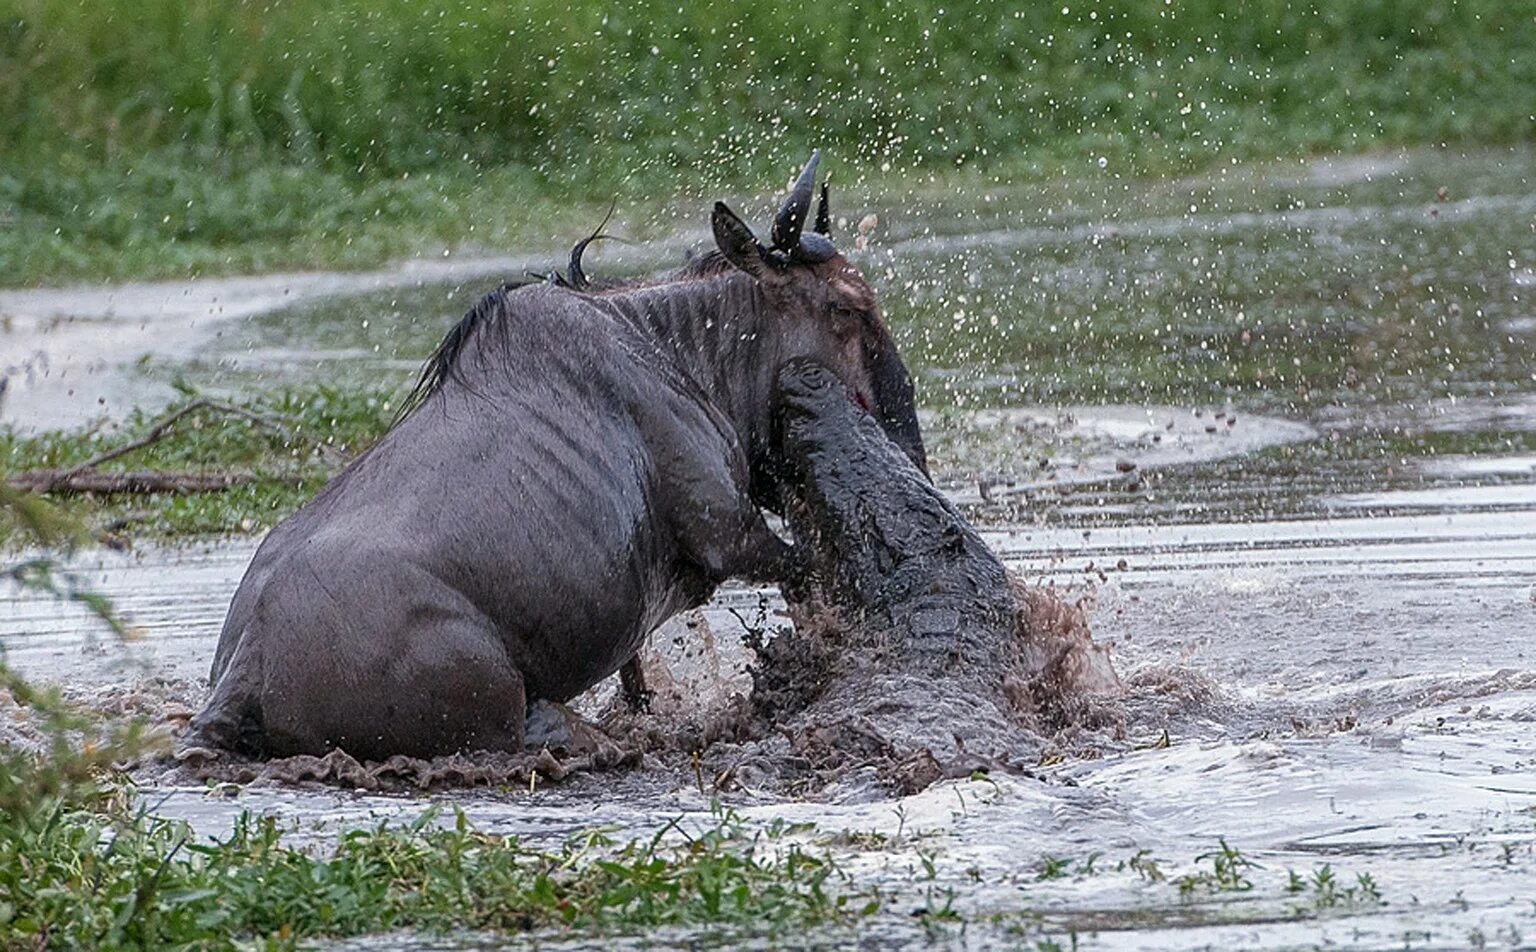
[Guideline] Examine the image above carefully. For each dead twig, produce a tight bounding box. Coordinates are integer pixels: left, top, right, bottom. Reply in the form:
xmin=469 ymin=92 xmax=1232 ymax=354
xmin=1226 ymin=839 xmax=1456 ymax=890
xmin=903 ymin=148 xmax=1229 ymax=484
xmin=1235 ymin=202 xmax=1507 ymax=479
xmin=7 ymin=470 xmax=308 ymax=495
xmin=8 ymin=397 xmax=341 ymax=496
xmin=63 ymin=398 xmax=342 ymax=477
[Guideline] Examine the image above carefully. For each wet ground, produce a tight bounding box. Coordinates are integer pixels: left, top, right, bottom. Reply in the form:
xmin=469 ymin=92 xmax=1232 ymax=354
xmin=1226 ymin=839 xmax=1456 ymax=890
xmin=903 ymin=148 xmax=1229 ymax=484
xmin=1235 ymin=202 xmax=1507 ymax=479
xmin=3 ymin=147 xmax=1536 ymax=948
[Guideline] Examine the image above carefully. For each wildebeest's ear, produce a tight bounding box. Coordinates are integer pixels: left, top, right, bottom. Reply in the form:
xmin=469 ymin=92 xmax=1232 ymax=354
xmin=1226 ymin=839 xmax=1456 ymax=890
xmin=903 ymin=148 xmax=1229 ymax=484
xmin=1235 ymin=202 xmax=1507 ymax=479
xmin=712 ymin=202 xmax=779 ymax=281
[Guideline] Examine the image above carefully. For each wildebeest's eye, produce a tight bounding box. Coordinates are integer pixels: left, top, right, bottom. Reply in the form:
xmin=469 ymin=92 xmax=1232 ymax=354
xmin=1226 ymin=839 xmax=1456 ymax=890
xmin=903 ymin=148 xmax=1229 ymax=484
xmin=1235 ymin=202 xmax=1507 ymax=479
xmin=827 ymin=305 xmax=866 ymax=335
xmin=831 ymin=304 xmax=875 ymax=328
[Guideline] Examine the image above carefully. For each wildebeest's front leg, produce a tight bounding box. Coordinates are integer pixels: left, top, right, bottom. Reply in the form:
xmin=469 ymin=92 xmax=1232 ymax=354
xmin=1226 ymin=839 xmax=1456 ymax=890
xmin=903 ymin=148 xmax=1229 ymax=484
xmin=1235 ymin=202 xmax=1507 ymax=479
xmin=619 ymin=657 xmax=653 ymax=711
xmin=618 ymin=501 xmax=787 ymax=713
xmin=618 ymin=396 xmax=791 ymax=711
xmin=637 ymin=392 xmax=793 ymax=587
xmin=669 ymin=468 xmax=791 ymax=587
xmin=617 ymin=497 xmax=785 ymax=712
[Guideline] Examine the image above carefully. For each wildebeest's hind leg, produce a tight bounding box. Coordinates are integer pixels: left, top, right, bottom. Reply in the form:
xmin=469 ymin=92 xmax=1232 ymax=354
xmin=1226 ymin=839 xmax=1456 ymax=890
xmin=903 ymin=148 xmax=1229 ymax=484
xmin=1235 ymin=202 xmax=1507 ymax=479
xmin=256 ymin=612 xmax=529 ymax=761
xmin=187 ymin=560 xmax=529 ymax=762
xmin=180 ymin=632 xmax=269 ymax=757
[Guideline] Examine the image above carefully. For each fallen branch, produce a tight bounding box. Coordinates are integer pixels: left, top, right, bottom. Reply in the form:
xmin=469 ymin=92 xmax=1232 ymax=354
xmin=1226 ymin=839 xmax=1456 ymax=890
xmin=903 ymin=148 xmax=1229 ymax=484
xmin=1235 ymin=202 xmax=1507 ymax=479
xmin=8 ymin=470 xmax=270 ymax=495
xmin=8 ymin=396 xmax=344 ymax=496
xmin=62 ymin=398 xmax=343 ymax=477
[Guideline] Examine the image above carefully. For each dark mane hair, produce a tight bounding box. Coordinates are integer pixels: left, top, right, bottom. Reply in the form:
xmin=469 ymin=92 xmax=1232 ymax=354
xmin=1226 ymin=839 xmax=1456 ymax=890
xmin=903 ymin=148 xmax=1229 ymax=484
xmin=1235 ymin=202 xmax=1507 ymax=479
xmin=580 ymin=248 xmax=734 ymax=291
xmin=393 ymin=280 xmax=529 ymax=423
xmin=393 ymin=248 xmax=741 ymax=426
xmin=674 ymin=249 xmax=734 ymax=278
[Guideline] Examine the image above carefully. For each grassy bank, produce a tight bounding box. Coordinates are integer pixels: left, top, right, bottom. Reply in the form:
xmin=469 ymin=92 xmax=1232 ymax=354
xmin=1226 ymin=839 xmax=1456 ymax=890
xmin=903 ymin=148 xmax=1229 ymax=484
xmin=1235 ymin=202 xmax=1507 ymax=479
xmin=0 ymin=388 xmax=396 ymax=546
xmin=1 ymin=0 xmax=1531 ymax=284
xmin=3 ymin=801 xmax=865 ymax=947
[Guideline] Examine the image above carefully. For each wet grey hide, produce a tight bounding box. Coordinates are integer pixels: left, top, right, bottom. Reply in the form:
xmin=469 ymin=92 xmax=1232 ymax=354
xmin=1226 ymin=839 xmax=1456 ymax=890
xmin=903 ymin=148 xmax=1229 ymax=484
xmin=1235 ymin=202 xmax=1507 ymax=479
xmin=183 ymin=153 xmax=928 ymax=761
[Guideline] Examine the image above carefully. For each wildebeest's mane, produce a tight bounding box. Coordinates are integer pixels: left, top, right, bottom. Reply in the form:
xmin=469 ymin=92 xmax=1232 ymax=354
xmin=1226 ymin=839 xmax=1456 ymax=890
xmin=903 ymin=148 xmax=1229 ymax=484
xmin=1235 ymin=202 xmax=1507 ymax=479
xmin=393 ymin=249 xmax=742 ymax=426
xmin=576 ymin=249 xmax=735 ymax=292
xmin=393 ymin=280 xmax=530 ymax=424
xmin=672 ymin=249 xmax=735 ymax=279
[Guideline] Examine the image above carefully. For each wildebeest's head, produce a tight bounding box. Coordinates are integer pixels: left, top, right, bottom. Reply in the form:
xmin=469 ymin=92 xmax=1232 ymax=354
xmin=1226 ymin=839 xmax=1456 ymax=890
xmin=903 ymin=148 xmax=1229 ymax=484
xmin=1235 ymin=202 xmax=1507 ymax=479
xmin=711 ymin=152 xmax=928 ymax=480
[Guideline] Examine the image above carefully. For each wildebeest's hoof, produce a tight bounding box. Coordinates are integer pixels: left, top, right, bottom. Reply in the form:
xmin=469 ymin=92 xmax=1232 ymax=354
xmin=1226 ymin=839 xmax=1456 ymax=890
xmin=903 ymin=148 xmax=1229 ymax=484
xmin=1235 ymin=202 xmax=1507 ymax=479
xmin=525 ymin=700 xmax=611 ymax=755
xmin=172 ymin=744 xmax=223 ymax=765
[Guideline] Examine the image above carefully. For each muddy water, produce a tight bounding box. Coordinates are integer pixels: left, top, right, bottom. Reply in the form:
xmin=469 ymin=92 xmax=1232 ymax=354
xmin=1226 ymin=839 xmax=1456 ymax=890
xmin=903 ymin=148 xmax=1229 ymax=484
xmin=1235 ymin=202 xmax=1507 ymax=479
xmin=7 ymin=458 xmax=1533 ymax=949
xmin=4 ymin=148 xmax=1536 ymax=948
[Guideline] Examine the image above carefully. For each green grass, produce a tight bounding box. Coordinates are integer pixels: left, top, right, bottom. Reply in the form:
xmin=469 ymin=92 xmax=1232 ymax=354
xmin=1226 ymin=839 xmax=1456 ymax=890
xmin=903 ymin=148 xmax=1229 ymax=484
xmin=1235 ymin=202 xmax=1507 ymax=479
xmin=0 ymin=387 xmax=397 ymax=546
xmin=0 ymin=159 xmax=601 ymax=285
xmin=2 ymin=0 xmax=1532 ymax=285
xmin=0 ymin=748 xmax=869 ymax=949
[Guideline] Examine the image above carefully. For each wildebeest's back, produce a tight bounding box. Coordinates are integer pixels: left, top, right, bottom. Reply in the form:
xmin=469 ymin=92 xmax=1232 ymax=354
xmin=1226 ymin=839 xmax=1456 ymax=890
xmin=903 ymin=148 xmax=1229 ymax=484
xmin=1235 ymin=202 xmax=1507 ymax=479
xmin=212 ymin=285 xmax=735 ymax=709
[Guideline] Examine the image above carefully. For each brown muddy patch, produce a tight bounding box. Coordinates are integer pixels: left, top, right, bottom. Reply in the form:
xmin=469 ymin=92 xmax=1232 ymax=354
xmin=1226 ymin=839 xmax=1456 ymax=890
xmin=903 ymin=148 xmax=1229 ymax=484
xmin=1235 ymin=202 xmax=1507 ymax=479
xmin=471 ymin=570 xmax=1124 ymax=801
xmin=675 ymin=572 xmax=1125 ymax=798
xmin=164 ymin=744 xmax=642 ymax=793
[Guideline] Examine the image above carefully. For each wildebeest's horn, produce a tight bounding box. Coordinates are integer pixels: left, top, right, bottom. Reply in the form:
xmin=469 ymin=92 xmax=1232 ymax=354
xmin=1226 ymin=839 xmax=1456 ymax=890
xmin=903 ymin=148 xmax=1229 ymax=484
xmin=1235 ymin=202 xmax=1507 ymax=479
xmin=771 ymin=150 xmax=821 ymax=251
xmin=814 ymin=183 xmax=831 ymax=237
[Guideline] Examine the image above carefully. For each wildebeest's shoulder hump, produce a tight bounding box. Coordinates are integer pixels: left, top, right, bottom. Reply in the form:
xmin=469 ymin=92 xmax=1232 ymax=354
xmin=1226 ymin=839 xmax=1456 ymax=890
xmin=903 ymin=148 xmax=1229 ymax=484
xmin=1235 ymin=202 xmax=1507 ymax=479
xmin=395 ymin=280 xmax=521 ymax=420
xmin=395 ymin=280 xmax=611 ymax=421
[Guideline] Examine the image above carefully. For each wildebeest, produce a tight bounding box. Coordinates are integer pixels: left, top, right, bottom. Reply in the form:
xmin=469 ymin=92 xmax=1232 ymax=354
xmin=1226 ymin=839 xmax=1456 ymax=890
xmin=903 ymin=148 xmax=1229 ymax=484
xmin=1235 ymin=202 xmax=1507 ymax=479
xmin=183 ymin=153 xmax=928 ymax=761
